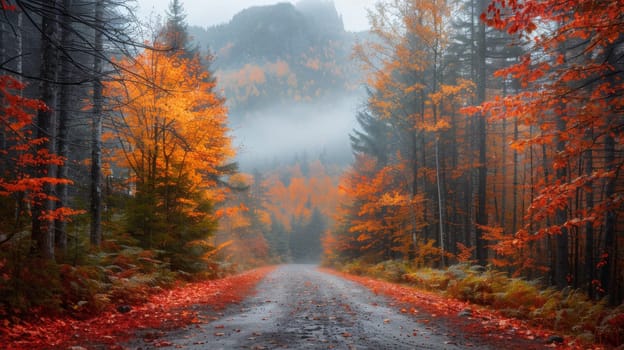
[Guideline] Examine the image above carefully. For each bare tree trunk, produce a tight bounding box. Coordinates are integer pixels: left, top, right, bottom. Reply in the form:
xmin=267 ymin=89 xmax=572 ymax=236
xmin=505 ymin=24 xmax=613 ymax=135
xmin=410 ymin=132 xmax=419 ymax=256
xmin=17 ymin=12 xmax=22 ymax=78
xmin=512 ymin=116 xmax=519 ymax=233
xmin=584 ymin=128 xmax=595 ymax=299
xmin=90 ymin=0 xmax=104 ymax=247
xmin=475 ymin=0 xmax=488 ymax=265
xmin=500 ymin=83 xmax=507 ymax=229
xmin=600 ymin=40 xmax=621 ymax=305
xmin=55 ymin=0 xmax=73 ymax=253
xmin=0 ymin=15 xmax=6 ymax=154
xmin=435 ymin=136 xmax=445 ymax=266
xmin=601 ymin=127 xmax=616 ymax=304
xmin=32 ymin=0 xmax=61 ymax=260
xmin=0 ymin=14 xmax=5 ymax=67
xmin=554 ymin=114 xmax=569 ymax=289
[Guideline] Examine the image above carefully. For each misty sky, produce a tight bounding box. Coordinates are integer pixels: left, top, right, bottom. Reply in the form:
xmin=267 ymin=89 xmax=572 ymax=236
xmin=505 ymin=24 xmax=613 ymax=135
xmin=135 ymin=0 xmax=376 ymax=32
xmin=232 ymin=96 xmax=362 ymax=168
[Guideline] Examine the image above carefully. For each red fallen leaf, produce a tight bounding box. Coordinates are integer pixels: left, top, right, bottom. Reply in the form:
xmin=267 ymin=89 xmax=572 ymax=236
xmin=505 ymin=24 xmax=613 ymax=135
xmin=215 ymin=325 xmax=225 ymax=329
xmin=154 ymin=340 xmax=173 ymax=347
xmin=1 ymin=267 xmax=275 ymax=349
xmin=214 ymin=332 xmax=225 ymax=336
xmin=342 ymin=332 xmax=351 ymax=337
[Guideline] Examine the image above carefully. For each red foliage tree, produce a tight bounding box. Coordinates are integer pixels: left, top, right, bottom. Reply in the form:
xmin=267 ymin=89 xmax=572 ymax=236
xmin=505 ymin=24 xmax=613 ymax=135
xmin=480 ymin=0 xmax=623 ymax=301
xmin=0 ymin=76 xmax=76 ymax=248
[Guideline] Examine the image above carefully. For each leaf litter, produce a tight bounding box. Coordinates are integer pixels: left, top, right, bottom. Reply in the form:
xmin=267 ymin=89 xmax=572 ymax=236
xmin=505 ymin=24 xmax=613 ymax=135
xmin=1 ymin=266 xmax=275 ymax=349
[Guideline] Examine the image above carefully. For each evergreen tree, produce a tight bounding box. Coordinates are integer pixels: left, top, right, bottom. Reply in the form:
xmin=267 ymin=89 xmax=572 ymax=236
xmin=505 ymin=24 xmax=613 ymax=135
xmin=163 ymin=0 xmax=196 ymax=55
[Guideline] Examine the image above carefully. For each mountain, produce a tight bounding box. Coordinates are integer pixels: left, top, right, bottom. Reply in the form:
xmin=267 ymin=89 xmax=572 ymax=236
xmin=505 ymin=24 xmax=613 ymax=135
xmin=188 ymin=1 xmax=368 ymax=118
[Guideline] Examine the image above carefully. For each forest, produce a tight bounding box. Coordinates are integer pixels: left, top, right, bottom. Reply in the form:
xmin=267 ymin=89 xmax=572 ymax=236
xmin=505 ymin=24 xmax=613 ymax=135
xmin=0 ymin=0 xmax=623 ymax=348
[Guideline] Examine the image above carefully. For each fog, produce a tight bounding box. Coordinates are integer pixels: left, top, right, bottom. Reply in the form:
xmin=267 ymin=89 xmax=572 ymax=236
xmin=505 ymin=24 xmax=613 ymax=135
xmin=135 ymin=0 xmax=376 ymax=32
xmin=231 ymin=94 xmax=363 ymax=169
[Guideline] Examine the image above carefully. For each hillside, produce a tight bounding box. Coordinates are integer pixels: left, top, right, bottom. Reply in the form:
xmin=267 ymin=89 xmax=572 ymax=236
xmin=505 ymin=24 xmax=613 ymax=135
xmin=189 ymin=1 xmax=367 ymax=118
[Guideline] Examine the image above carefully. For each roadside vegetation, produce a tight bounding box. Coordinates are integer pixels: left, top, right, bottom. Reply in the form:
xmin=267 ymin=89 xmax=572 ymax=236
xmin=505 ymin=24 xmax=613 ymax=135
xmin=326 ymin=259 xmax=624 ymax=348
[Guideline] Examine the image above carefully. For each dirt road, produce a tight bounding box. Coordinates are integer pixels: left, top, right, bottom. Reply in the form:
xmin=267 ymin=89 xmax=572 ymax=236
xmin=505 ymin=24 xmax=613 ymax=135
xmin=129 ymin=265 xmax=547 ymax=349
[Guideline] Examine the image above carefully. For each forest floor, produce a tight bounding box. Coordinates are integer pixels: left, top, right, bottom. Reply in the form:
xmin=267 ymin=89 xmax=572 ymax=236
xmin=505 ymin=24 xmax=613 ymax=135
xmin=3 ymin=264 xmax=593 ymax=349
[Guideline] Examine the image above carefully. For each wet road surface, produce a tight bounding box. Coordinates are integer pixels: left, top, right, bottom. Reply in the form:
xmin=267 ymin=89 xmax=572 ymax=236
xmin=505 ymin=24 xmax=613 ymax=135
xmin=129 ymin=265 xmax=510 ymax=349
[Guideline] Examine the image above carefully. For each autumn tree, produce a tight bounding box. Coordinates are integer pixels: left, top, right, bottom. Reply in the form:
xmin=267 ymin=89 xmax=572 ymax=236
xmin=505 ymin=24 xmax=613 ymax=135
xmin=214 ymin=173 xmax=272 ymax=267
xmin=481 ymin=0 xmax=623 ymax=302
xmin=107 ymin=40 xmax=233 ymax=270
xmin=0 ymin=0 xmax=149 ymax=258
xmin=0 ymin=76 xmax=73 ymax=247
xmin=343 ymin=0 xmax=478 ymax=266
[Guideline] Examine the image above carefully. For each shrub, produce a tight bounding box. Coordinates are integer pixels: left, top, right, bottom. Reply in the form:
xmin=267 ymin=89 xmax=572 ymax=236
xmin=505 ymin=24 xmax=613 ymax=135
xmin=343 ymin=260 xmax=366 ymax=275
xmin=108 ymin=274 xmax=154 ymax=305
xmin=0 ymin=256 xmax=63 ymax=317
xmin=596 ymin=304 xmax=624 ymax=346
xmin=493 ymin=279 xmax=544 ymax=317
xmin=58 ymin=264 xmax=108 ymax=317
xmin=404 ymin=268 xmax=450 ymax=290
xmin=366 ymin=260 xmax=410 ymax=283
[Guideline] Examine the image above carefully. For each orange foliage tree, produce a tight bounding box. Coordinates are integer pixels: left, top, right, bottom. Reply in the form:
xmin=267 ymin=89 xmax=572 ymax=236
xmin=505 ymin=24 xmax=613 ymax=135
xmin=263 ymin=160 xmax=339 ymax=232
xmin=330 ymin=0 xmax=475 ymax=267
xmin=326 ymin=154 xmax=425 ymax=264
xmin=214 ymin=173 xmax=270 ymax=268
xmin=106 ymin=44 xmax=234 ymax=270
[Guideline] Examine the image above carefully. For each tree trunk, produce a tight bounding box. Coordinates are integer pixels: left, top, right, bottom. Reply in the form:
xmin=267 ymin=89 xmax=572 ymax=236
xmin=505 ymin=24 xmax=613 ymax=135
xmin=500 ymin=83 xmax=507 ymax=229
xmin=0 ymin=14 xmax=6 ymax=155
xmin=435 ymin=136 xmax=445 ymax=266
xmin=0 ymin=13 xmax=5 ymax=67
xmin=584 ymin=128 xmax=595 ymax=299
xmin=32 ymin=0 xmax=61 ymax=260
xmin=90 ymin=0 xmax=104 ymax=247
xmin=410 ymin=131 xmax=419 ymax=256
xmin=55 ymin=0 xmax=74 ymax=253
xmin=600 ymin=40 xmax=621 ymax=305
xmin=475 ymin=0 xmax=488 ymax=265
xmin=554 ymin=114 xmax=569 ymax=289
xmin=601 ymin=127 xmax=616 ymax=304
xmin=512 ymin=115 xmax=519 ymax=233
